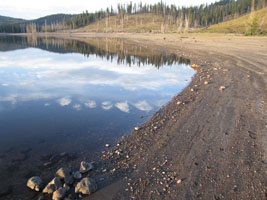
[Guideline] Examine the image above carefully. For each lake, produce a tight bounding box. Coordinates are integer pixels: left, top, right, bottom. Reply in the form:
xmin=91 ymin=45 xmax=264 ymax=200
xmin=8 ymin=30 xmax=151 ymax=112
xmin=0 ymin=35 xmax=195 ymax=199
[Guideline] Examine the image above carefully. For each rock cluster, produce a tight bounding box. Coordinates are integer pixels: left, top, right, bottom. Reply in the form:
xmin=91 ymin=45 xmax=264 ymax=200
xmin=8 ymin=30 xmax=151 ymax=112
xmin=27 ymin=161 xmax=98 ymax=200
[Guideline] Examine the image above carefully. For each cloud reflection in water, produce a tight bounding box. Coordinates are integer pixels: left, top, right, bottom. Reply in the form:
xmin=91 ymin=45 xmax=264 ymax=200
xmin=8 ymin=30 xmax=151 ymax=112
xmin=0 ymin=48 xmax=195 ymax=113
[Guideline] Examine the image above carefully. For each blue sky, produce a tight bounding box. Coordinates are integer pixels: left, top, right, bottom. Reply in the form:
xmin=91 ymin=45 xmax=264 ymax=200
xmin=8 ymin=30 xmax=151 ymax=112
xmin=0 ymin=0 xmax=217 ymax=20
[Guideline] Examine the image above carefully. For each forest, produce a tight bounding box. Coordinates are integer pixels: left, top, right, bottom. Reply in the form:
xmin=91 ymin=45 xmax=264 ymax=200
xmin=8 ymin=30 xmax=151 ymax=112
xmin=0 ymin=0 xmax=266 ymax=33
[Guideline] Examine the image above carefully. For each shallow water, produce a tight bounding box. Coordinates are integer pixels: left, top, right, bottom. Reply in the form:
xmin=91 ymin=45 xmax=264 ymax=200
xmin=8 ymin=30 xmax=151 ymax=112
xmin=0 ymin=36 xmax=195 ymax=198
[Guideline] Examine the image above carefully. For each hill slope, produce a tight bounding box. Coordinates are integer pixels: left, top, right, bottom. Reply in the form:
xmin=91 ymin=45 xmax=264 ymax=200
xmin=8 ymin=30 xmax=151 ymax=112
xmin=0 ymin=15 xmax=25 ymax=24
xmin=30 ymin=14 xmax=74 ymax=26
xmin=200 ymin=7 xmax=267 ymax=34
xmin=79 ymin=13 xmax=180 ymax=33
xmin=78 ymin=7 xmax=267 ymax=35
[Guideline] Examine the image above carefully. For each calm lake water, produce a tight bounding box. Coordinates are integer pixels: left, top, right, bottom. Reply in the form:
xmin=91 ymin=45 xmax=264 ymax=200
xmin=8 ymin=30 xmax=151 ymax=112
xmin=0 ymin=36 xmax=195 ymax=198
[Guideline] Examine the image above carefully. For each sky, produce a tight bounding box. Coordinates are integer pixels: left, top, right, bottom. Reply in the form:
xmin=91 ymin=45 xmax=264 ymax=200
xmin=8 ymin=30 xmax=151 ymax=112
xmin=0 ymin=0 xmax=217 ymax=20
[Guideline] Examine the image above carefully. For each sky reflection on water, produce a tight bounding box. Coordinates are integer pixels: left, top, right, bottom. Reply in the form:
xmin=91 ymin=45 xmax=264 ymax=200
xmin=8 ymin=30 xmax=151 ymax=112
xmin=0 ymin=37 xmax=195 ymax=153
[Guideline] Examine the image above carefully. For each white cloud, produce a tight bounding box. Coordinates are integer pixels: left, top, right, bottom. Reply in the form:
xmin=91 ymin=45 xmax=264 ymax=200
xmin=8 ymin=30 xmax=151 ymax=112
xmin=115 ymin=101 xmax=130 ymax=113
xmin=2 ymin=83 xmax=9 ymax=87
xmin=44 ymin=103 xmax=50 ymax=106
xmin=57 ymin=97 xmax=71 ymax=106
xmin=133 ymin=100 xmax=153 ymax=111
xmin=0 ymin=93 xmax=56 ymax=104
xmin=73 ymin=104 xmax=82 ymax=111
xmin=102 ymin=101 xmax=113 ymax=110
xmin=84 ymin=100 xmax=97 ymax=108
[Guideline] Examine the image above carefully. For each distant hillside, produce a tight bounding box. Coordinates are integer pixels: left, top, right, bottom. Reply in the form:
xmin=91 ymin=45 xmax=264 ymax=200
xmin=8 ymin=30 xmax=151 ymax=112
xmin=30 ymin=14 xmax=75 ymax=26
xmin=199 ymin=7 xmax=267 ymax=34
xmin=0 ymin=14 xmax=75 ymax=33
xmin=79 ymin=13 xmax=166 ymax=33
xmin=0 ymin=15 xmax=25 ymax=24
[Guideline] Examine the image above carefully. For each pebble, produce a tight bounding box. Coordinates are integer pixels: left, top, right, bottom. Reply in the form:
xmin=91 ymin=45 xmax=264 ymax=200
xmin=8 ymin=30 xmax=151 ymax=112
xmin=219 ymin=86 xmax=226 ymax=91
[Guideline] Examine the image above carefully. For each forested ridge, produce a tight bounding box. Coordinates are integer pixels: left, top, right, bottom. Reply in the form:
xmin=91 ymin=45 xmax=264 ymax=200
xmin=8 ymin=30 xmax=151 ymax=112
xmin=0 ymin=0 xmax=266 ymax=33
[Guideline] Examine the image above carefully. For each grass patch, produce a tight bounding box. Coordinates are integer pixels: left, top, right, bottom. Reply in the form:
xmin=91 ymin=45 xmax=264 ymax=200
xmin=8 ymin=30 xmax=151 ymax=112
xmin=195 ymin=7 xmax=267 ymax=35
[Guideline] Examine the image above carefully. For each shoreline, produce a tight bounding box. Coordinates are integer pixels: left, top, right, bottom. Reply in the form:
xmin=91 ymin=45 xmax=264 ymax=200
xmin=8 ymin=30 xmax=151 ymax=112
xmin=68 ymin=33 xmax=266 ymax=199
xmin=1 ymin=33 xmax=267 ymax=199
xmin=81 ymin=33 xmax=267 ymax=199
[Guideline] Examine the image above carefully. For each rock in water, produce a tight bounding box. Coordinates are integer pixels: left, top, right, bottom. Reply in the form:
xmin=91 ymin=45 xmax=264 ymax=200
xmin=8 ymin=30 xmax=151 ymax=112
xmin=27 ymin=176 xmax=43 ymax=191
xmin=75 ymin=177 xmax=97 ymax=195
xmin=52 ymin=187 xmax=66 ymax=200
xmin=43 ymin=177 xmax=62 ymax=194
xmin=73 ymin=171 xmax=82 ymax=180
xmin=56 ymin=168 xmax=71 ymax=179
xmin=80 ymin=161 xmax=93 ymax=173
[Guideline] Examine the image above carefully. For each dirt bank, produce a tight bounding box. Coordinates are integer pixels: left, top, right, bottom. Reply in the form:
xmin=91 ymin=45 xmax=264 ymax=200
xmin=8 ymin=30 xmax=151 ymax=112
xmin=67 ymin=33 xmax=266 ymax=200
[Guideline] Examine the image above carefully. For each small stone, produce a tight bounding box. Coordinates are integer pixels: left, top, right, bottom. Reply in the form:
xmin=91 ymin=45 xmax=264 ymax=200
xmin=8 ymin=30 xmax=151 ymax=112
xmin=233 ymin=185 xmax=238 ymax=192
xmin=134 ymin=127 xmax=139 ymax=131
xmin=27 ymin=176 xmax=43 ymax=192
xmin=52 ymin=187 xmax=66 ymax=200
xmin=219 ymin=86 xmax=226 ymax=91
xmin=75 ymin=177 xmax=97 ymax=195
xmin=191 ymin=64 xmax=200 ymax=69
xmin=56 ymin=168 xmax=71 ymax=179
xmin=80 ymin=161 xmax=93 ymax=173
xmin=102 ymin=169 xmax=107 ymax=173
xmin=73 ymin=171 xmax=82 ymax=180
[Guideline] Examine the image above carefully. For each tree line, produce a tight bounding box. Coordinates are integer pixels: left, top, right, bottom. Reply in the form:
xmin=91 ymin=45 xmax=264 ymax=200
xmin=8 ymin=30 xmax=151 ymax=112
xmin=0 ymin=0 xmax=266 ymax=33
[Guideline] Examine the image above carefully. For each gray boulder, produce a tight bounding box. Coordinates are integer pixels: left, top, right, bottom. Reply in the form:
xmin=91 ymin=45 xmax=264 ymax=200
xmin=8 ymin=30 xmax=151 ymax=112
xmin=43 ymin=177 xmax=62 ymax=194
xmin=75 ymin=177 xmax=97 ymax=195
xmin=27 ymin=176 xmax=43 ymax=191
xmin=73 ymin=171 xmax=82 ymax=180
xmin=56 ymin=167 xmax=71 ymax=179
xmin=52 ymin=187 xmax=66 ymax=200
